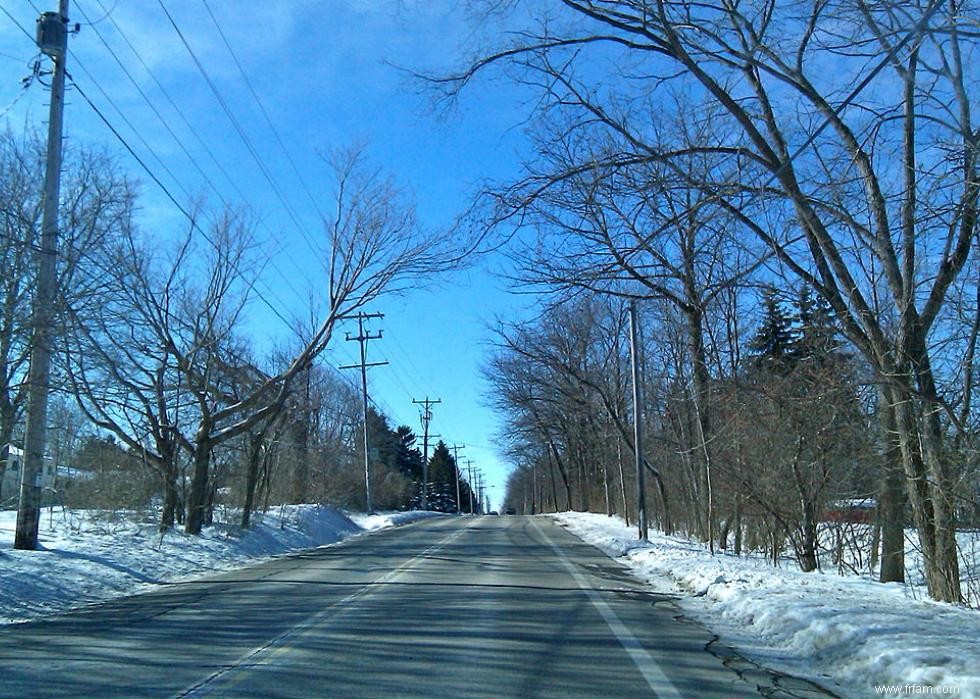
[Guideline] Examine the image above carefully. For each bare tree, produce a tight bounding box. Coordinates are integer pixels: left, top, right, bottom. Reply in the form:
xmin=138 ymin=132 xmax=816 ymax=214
xmin=1 ymin=131 xmax=134 ymax=502
xmin=65 ymin=148 xmax=452 ymax=534
xmin=443 ymin=0 xmax=978 ymax=603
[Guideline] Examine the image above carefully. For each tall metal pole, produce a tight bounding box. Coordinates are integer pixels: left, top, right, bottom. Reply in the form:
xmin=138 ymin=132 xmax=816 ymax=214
xmin=628 ymin=300 xmax=648 ymax=541
xmin=15 ymin=2 xmax=69 ymax=550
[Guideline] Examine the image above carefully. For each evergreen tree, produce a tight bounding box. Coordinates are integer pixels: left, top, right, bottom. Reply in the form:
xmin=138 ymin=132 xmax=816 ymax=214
xmin=795 ymin=285 xmax=840 ymax=366
xmin=393 ymin=425 xmax=423 ymax=481
xmin=749 ymin=287 xmax=798 ymax=373
xmin=425 ymin=441 xmax=459 ymax=512
xmin=364 ymin=408 xmax=398 ymax=471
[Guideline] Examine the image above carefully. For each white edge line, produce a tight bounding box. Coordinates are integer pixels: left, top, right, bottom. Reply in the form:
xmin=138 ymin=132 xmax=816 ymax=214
xmin=534 ymin=518 xmax=685 ymax=699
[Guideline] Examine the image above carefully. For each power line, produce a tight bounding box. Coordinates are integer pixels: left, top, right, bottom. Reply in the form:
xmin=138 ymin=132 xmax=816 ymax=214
xmin=199 ymin=0 xmax=326 ymax=223
xmin=155 ymin=0 xmax=321 ymax=263
xmin=73 ymin=0 xmax=229 ymax=206
xmin=68 ymin=54 xmax=196 ymax=203
xmin=69 ymin=76 xmax=299 ymax=332
xmin=0 ymin=6 xmax=35 ymax=43
xmin=91 ymin=0 xmax=254 ymax=210
xmin=75 ymin=0 xmax=315 ymax=310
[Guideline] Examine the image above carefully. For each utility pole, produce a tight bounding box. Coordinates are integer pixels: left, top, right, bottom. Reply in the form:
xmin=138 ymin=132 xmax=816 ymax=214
xmin=340 ymin=312 xmax=387 ymax=514
xmin=475 ymin=469 xmax=485 ymax=514
xmin=15 ymin=3 xmax=70 ymax=550
xmin=465 ymin=459 xmax=475 ymax=514
xmin=450 ymin=443 xmax=464 ymax=513
xmin=628 ymin=300 xmax=648 ymax=541
xmin=412 ymin=396 xmax=440 ymax=510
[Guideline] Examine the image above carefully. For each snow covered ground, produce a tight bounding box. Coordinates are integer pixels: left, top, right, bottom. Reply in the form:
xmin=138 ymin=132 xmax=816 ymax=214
xmin=553 ymin=512 xmax=980 ymax=698
xmin=0 ymin=505 xmax=443 ymax=625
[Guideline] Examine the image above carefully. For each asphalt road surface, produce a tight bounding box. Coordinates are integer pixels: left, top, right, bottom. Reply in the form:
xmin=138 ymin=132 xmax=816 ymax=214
xmin=0 ymin=515 xmax=834 ymax=698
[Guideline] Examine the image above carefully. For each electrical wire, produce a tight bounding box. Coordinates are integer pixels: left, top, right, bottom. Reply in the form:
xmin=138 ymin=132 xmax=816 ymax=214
xmin=8 ymin=2 xmax=471 ymax=450
xmin=69 ymin=77 xmax=297 ymax=331
xmin=0 ymin=69 xmax=35 ymax=119
xmin=73 ymin=1 xmax=229 ymax=207
xmin=68 ymin=56 xmax=196 ymax=203
xmin=199 ymin=0 xmax=327 ymax=223
xmin=155 ymin=0 xmax=322 ymax=263
xmin=0 ymin=5 xmax=35 ymax=44
xmin=77 ymin=0 xmax=315 ymax=310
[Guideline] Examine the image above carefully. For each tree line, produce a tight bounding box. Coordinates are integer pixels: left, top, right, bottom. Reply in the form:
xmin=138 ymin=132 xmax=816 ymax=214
xmin=454 ymin=0 xmax=979 ymax=605
xmin=0 ymin=131 xmax=465 ymax=534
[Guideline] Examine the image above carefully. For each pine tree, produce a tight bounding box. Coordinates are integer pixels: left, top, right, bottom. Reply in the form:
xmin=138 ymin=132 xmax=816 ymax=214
xmin=749 ymin=287 xmax=798 ymax=373
xmin=425 ymin=441 xmax=458 ymax=512
xmin=795 ymin=285 xmax=840 ymax=366
xmin=393 ymin=425 xmax=423 ymax=481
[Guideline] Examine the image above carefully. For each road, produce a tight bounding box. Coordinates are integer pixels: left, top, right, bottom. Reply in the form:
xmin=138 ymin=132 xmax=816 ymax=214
xmin=0 ymin=515 xmax=833 ymax=697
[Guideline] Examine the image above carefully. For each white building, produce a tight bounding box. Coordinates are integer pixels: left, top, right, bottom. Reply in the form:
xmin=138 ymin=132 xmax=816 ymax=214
xmin=1 ymin=445 xmax=56 ymax=505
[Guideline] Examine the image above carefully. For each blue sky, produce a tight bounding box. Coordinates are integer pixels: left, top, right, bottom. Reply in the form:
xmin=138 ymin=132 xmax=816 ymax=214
xmin=1 ymin=1 xmax=541 ymax=508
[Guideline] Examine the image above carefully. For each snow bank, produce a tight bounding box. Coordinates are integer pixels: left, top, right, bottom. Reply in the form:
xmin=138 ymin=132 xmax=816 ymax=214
xmin=552 ymin=512 xmax=980 ymax=698
xmin=347 ymin=509 xmax=447 ymax=531
xmin=0 ymin=505 xmax=437 ymax=625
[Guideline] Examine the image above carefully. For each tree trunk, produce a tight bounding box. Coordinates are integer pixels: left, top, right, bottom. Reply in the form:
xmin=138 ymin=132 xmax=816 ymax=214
xmin=718 ymin=517 xmax=730 ymax=551
xmin=159 ymin=458 xmax=180 ymax=533
xmin=241 ymin=435 xmax=264 ymax=529
xmin=547 ymin=440 xmax=573 ymax=511
xmin=790 ymin=438 xmax=818 ymax=572
xmin=798 ymin=501 xmax=819 ymax=572
xmin=734 ymin=493 xmax=743 ymax=556
xmin=617 ymin=439 xmax=630 ymax=526
xmin=185 ymin=435 xmax=212 ymax=535
xmin=651 ymin=465 xmax=673 ymax=535
xmin=877 ymin=389 xmax=905 ymax=583
xmin=685 ymin=298 xmax=714 ymax=552
xmin=602 ymin=463 xmax=611 ymax=515
xmin=890 ymin=378 xmax=961 ymax=602
xmin=0 ymin=414 xmax=14 ymax=502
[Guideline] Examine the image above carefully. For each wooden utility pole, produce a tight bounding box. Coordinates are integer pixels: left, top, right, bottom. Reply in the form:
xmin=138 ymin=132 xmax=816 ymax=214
xmin=340 ymin=312 xmax=387 ymax=513
xmin=15 ymin=2 xmax=70 ymax=550
xmin=465 ymin=458 xmax=475 ymax=514
xmin=450 ymin=443 xmax=464 ymax=513
xmin=628 ymin=300 xmax=648 ymax=541
xmin=481 ymin=473 xmax=489 ymax=513
xmin=412 ymin=397 xmax=440 ymax=510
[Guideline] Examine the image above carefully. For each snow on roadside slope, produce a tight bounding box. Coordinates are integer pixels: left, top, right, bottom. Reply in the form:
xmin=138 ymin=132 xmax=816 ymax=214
xmin=348 ymin=510 xmax=448 ymax=531
xmin=0 ymin=505 xmax=443 ymax=625
xmin=552 ymin=511 xmax=980 ymax=698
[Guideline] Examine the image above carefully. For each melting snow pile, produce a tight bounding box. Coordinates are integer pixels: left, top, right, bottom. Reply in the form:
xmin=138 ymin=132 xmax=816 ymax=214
xmin=553 ymin=511 xmax=980 ymax=698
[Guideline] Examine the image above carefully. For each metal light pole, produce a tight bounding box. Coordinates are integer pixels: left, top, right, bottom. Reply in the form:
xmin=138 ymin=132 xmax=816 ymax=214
xmin=15 ymin=2 xmax=70 ymax=550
